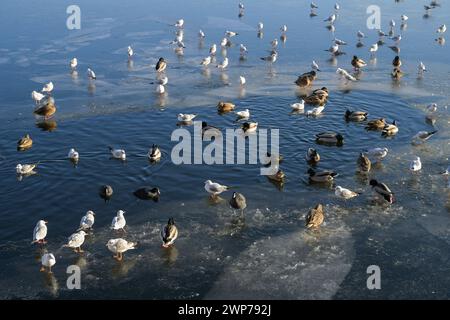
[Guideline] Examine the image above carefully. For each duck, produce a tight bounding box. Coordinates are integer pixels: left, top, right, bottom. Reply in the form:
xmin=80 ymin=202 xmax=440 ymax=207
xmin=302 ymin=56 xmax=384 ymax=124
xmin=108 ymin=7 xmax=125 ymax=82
xmin=381 ymin=120 xmax=399 ymax=136
xmin=17 ymin=134 xmax=33 ymax=150
xmin=34 ymin=100 xmax=56 ymax=119
xmin=306 ymin=148 xmax=320 ymax=164
xmin=351 ymin=55 xmax=367 ymax=70
xmin=63 ymin=230 xmax=87 ymax=253
xmin=304 ymin=92 xmax=327 ymax=105
xmin=392 ymin=56 xmax=402 ymax=69
xmin=109 ymin=146 xmax=126 ymax=160
xmin=201 ymin=121 xmax=221 ymax=139
xmin=357 ymin=153 xmax=371 ymax=173
xmin=230 ymin=192 xmax=247 ymax=212
xmin=315 ymin=132 xmax=344 ymax=145
xmin=345 ymin=109 xmax=368 ymax=121
xmin=305 ymin=204 xmax=324 ymax=228
xmin=79 ymin=210 xmax=95 ymax=231
xmin=369 ymin=179 xmax=394 ymax=204
xmin=308 ymin=168 xmax=338 ymax=183
xmin=99 ymin=185 xmax=113 ymax=200
xmin=133 ymin=187 xmax=160 ymax=201
xmin=365 ymin=118 xmax=386 ymax=130
xmin=266 ymin=152 xmax=283 ymax=165
xmin=217 ymin=101 xmax=235 ymax=113
xmin=311 ymin=87 xmax=329 ymax=98
xmin=241 ymin=122 xmax=258 ymax=133
xmin=107 ymin=238 xmax=137 ymax=261
xmin=295 ymin=71 xmax=317 ymax=87
xmin=335 ymin=186 xmax=360 ymax=199
xmin=267 ymin=168 xmax=285 ymax=182
xmin=40 ymin=252 xmax=56 ymax=273
xmin=148 ymin=144 xmax=161 ymax=161
xmin=161 ymin=218 xmax=178 ymax=248
xmin=391 ymin=68 xmax=404 ymax=79
xmin=156 ymin=57 xmax=167 ymax=72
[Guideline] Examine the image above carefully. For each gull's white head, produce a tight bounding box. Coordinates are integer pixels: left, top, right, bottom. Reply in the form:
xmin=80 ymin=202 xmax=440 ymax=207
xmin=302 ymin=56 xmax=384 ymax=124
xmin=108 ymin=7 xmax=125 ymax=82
xmin=86 ymin=210 xmax=95 ymax=216
xmin=204 ymin=180 xmax=212 ymax=185
xmin=78 ymin=230 xmax=87 ymax=236
xmin=117 ymin=210 xmax=125 ymax=217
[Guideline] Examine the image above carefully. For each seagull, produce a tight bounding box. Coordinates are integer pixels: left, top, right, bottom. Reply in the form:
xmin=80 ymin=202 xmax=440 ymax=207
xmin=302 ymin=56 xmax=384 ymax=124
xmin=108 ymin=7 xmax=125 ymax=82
xmin=198 ymin=29 xmax=205 ymax=38
xmin=79 ymin=210 xmax=95 ymax=231
xmin=261 ymin=52 xmax=277 ymax=63
xmin=325 ymin=43 xmax=339 ymax=55
xmin=280 ymin=25 xmax=288 ymax=33
xmin=68 ymin=148 xmax=79 ymax=162
xmin=239 ymin=44 xmax=248 ymax=55
xmin=40 ymin=252 xmax=56 ymax=273
xmin=410 ymin=157 xmax=422 ymax=172
xmin=127 ymin=46 xmax=133 ymax=58
xmin=204 ymin=180 xmax=228 ymax=196
xmin=42 ymin=82 xmax=54 ymax=94
xmin=334 ymin=38 xmax=347 ymax=45
xmin=437 ymin=24 xmax=447 ymax=34
xmin=401 ymin=15 xmax=409 ymax=22
xmin=63 ymin=230 xmax=87 ymax=253
xmin=426 ymin=103 xmax=438 ymax=113
xmin=334 ymin=3 xmax=340 ymax=10
xmin=70 ymin=58 xmax=78 ymax=70
xmin=312 ymin=60 xmax=320 ymax=71
xmin=178 ymin=113 xmax=197 ymax=122
xmin=236 ymin=108 xmax=250 ymax=118
xmin=336 ymin=68 xmax=357 ymax=81
xmin=216 ymin=57 xmax=229 ymax=70
xmin=258 ymin=22 xmax=264 ymax=32
xmin=271 ymin=38 xmax=278 ymax=48
xmin=158 ymin=76 xmax=168 ymax=86
xmin=239 ymin=75 xmax=246 ymax=85
xmin=156 ymin=84 xmax=165 ymax=94
xmin=87 ymin=68 xmax=96 ymax=80
xmin=238 ymin=2 xmax=244 ymax=9
xmin=111 ymin=210 xmax=126 ymax=232
xmin=370 ymin=179 xmax=394 ymax=204
xmin=311 ymin=2 xmax=319 ymax=9
xmin=335 ymin=186 xmax=359 ymax=200
xmin=291 ymin=100 xmax=305 ymax=111
xmin=31 ymin=90 xmax=45 ymax=105
xmin=148 ymin=144 xmax=161 ymax=161
xmin=107 ymin=238 xmax=137 ymax=261
xmin=391 ymin=35 xmax=402 ymax=44
xmin=306 ymin=106 xmax=325 ymax=116
xmin=412 ymin=130 xmax=437 ymax=144
xmin=32 ymin=220 xmax=48 ymax=244
xmin=174 ymin=19 xmax=184 ymax=28
xmin=225 ymin=30 xmax=238 ymax=37
xmin=418 ymin=61 xmax=426 ymax=75
xmin=369 ymin=43 xmax=378 ymax=54
xmin=201 ymin=56 xmax=212 ymax=66
xmin=324 ymin=14 xmax=336 ymax=24
xmin=109 ymin=146 xmax=126 ymax=160
xmin=220 ymin=37 xmax=229 ymax=47
xmin=364 ymin=147 xmax=388 ymax=162
xmin=161 ymin=217 xmax=178 ymax=248
xmin=390 ymin=19 xmax=396 ymax=28
xmin=16 ymin=163 xmax=38 ymax=175
xmin=209 ymin=44 xmax=217 ymax=55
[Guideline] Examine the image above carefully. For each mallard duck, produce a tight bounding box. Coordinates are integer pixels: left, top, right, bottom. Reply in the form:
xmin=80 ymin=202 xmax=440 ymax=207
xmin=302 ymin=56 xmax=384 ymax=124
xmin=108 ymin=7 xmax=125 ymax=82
xmin=17 ymin=134 xmax=33 ymax=150
xmin=241 ymin=122 xmax=258 ymax=133
xmin=107 ymin=238 xmax=137 ymax=261
xmin=305 ymin=204 xmax=324 ymax=228
xmin=381 ymin=120 xmax=399 ymax=136
xmin=161 ymin=218 xmax=178 ymax=248
xmin=63 ymin=230 xmax=87 ymax=253
xmin=345 ymin=109 xmax=368 ymax=121
xmin=34 ymin=101 xmax=56 ymax=119
xmin=156 ymin=57 xmax=167 ymax=72
xmin=351 ymin=55 xmax=367 ymax=70
xmin=365 ymin=118 xmax=386 ymax=130
xmin=315 ymin=132 xmax=344 ymax=145
xmin=391 ymin=68 xmax=404 ymax=79
xmin=392 ymin=56 xmax=402 ymax=69
xmin=99 ymin=185 xmax=113 ymax=200
xmin=369 ymin=179 xmax=394 ymax=204
xmin=335 ymin=186 xmax=360 ymax=199
xmin=295 ymin=71 xmax=317 ymax=87
xmin=307 ymin=168 xmax=338 ymax=183
xmin=148 ymin=144 xmax=161 ymax=161
xmin=217 ymin=101 xmax=235 ymax=113
xmin=357 ymin=153 xmax=371 ymax=173
xmin=133 ymin=187 xmax=160 ymax=202
xmin=230 ymin=192 xmax=247 ymax=212
xmin=268 ymin=168 xmax=285 ymax=182
xmin=312 ymin=87 xmax=329 ymax=98
xmin=304 ymin=92 xmax=327 ymax=105
xmin=305 ymin=148 xmax=320 ymax=164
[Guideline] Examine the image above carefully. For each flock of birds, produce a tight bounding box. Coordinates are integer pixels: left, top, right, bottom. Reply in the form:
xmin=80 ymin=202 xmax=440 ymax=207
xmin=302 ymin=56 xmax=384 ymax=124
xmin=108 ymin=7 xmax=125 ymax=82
xmin=17 ymin=1 xmax=448 ymax=274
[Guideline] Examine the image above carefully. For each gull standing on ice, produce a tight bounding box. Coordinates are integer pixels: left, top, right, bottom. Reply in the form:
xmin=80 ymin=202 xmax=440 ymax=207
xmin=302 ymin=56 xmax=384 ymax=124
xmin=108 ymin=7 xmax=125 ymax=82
xmin=63 ymin=230 xmax=87 ymax=253
xmin=40 ymin=252 xmax=56 ymax=273
xmin=204 ymin=180 xmax=229 ymax=197
xmin=335 ymin=186 xmax=360 ymax=200
xmin=87 ymin=68 xmax=96 ymax=80
xmin=31 ymin=91 xmax=45 ymax=105
xmin=70 ymin=58 xmax=78 ymax=70
xmin=107 ymin=238 xmax=137 ymax=261
xmin=32 ymin=220 xmax=48 ymax=244
xmin=42 ymin=82 xmax=54 ymax=94
xmin=111 ymin=210 xmax=127 ymax=232
xmin=79 ymin=210 xmax=95 ymax=231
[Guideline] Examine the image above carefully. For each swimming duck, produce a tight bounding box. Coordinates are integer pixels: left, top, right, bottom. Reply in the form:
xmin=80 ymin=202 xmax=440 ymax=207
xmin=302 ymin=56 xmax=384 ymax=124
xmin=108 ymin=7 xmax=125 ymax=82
xmin=369 ymin=179 xmax=394 ymax=204
xmin=304 ymin=91 xmax=328 ymax=105
xmin=295 ymin=71 xmax=317 ymax=87
xmin=17 ymin=134 xmax=33 ymax=150
xmin=365 ymin=118 xmax=386 ymax=130
xmin=107 ymin=238 xmax=137 ymax=261
xmin=308 ymin=168 xmax=338 ymax=183
xmin=34 ymin=100 xmax=56 ymax=119
xmin=305 ymin=204 xmax=324 ymax=229
xmin=161 ymin=218 xmax=178 ymax=248
xmin=148 ymin=144 xmax=161 ymax=161
xmin=351 ymin=55 xmax=367 ymax=70
xmin=63 ymin=230 xmax=87 ymax=253
xmin=267 ymin=168 xmax=285 ymax=182
xmin=241 ymin=122 xmax=258 ymax=133
xmin=133 ymin=187 xmax=160 ymax=202
xmin=109 ymin=146 xmax=126 ymax=160
xmin=99 ymin=185 xmax=113 ymax=200
xmin=345 ymin=109 xmax=368 ymax=121
xmin=311 ymin=87 xmax=329 ymax=98
xmin=306 ymin=148 xmax=320 ymax=164
xmin=381 ymin=120 xmax=399 ymax=136
xmin=230 ymin=192 xmax=247 ymax=212
xmin=217 ymin=101 xmax=235 ymax=113
xmin=357 ymin=152 xmax=371 ymax=173
xmin=392 ymin=56 xmax=402 ymax=69
xmin=315 ymin=132 xmax=344 ymax=145
xmin=156 ymin=57 xmax=167 ymax=72
xmin=391 ymin=68 xmax=404 ymax=79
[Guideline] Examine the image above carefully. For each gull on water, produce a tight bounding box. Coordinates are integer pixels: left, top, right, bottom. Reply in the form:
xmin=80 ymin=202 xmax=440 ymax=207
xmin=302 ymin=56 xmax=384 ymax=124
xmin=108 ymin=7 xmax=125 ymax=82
xmin=204 ymin=180 xmax=229 ymax=196
xmin=87 ymin=68 xmax=96 ymax=80
xmin=127 ymin=46 xmax=133 ymax=58
xmin=63 ymin=230 xmax=87 ymax=253
xmin=198 ymin=29 xmax=205 ymax=38
xmin=70 ymin=58 xmax=77 ymax=70
xmin=363 ymin=147 xmax=388 ymax=162
xmin=210 ymin=44 xmax=217 ymax=55
xmin=412 ymin=130 xmax=437 ymax=145
xmin=409 ymin=156 xmax=422 ymax=172
xmin=257 ymin=22 xmax=264 ymax=32
xmin=437 ymin=24 xmax=446 ymax=34
xmin=201 ymin=56 xmax=212 ymax=66
xmin=16 ymin=163 xmax=38 ymax=175
xmin=217 ymin=57 xmax=229 ymax=70
xmin=156 ymin=84 xmax=165 ymax=94
xmin=236 ymin=108 xmax=250 ymax=119
xmin=335 ymin=186 xmax=360 ymax=200
xmin=32 ymin=220 xmax=48 ymax=244
xmin=68 ymin=148 xmax=79 ymax=161
xmin=79 ymin=210 xmax=95 ymax=231
xmin=174 ymin=19 xmax=184 ymax=28
xmin=418 ymin=61 xmax=426 ymax=75
xmin=324 ymin=14 xmax=336 ymax=24
xmin=239 ymin=75 xmax=246 ymax=86
xmin=225 ymin=30 xmax=239 ymax=37
xmin=291 ymin=100 xmax=305 ymax=111
xmin=109 ymin=146 xmax=126 ymax=160
xmin=42 ymin=82 xmax=54 ymax=94
xmin=312 ymin=60 xmax=320 ymax=71
xmin=111 ymin=210 xmax=126 ymax=232
xmin=178 ymin=113 xmax=197 ymax=122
